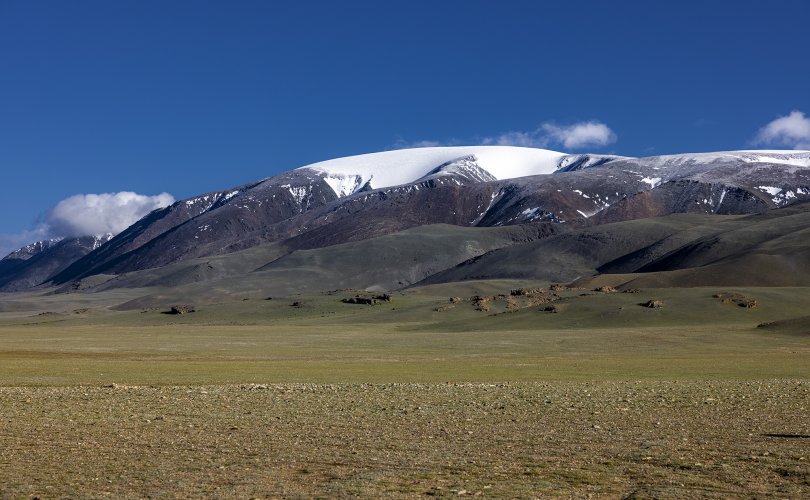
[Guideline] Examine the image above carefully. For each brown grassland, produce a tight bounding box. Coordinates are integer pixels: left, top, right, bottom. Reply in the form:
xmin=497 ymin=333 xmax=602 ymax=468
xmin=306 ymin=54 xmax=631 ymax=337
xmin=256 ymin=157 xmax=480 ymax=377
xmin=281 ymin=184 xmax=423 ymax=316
xmin=1 ymin=283 xmax=809 ymax=498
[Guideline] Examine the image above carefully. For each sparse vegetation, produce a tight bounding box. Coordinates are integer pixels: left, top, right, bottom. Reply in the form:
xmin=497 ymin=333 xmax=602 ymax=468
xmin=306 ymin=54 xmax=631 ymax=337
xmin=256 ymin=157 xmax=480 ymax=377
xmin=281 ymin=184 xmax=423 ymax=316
xmin=1 ymin=282 xmax=809 ymax=497
xmin=2 ymin=381 xmax=809 ymax=498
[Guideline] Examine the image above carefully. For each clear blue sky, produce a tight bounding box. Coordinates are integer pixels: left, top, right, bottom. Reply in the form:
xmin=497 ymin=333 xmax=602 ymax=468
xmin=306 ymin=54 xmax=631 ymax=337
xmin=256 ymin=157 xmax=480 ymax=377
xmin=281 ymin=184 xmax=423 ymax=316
xmin=1 ymin=0 xmax=809 ymax=241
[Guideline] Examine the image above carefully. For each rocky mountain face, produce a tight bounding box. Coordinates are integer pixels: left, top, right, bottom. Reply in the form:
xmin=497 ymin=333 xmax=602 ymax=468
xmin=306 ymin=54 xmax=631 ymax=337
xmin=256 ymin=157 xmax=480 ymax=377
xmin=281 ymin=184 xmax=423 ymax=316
xmin=3 ymin=147 xmax=810 ymax=293
xmin=0 ymin=235 xmax=112 ymax=292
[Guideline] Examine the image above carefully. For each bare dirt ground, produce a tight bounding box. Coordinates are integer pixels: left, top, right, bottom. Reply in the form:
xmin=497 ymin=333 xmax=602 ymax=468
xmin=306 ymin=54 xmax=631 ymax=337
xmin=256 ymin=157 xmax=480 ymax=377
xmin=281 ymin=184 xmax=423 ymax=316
xmin=2 ymin=380 xmax=809 ymax=498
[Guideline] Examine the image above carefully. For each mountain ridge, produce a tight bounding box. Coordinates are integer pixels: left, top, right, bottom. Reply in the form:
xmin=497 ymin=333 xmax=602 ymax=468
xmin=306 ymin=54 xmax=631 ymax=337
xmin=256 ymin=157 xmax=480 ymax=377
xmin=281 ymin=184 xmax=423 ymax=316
xmin=2 ymin=146 xmax=810 ymax=294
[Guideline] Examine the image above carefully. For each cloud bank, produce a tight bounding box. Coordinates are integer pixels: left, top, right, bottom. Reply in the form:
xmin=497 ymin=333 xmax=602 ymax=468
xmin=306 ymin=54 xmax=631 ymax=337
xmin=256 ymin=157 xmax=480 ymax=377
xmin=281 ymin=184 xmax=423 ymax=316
xmin=540 ymin=122 xmax=617 ymax=149
xmin=753 ymin=110 xmax=810 ymax=150
xmin=483 ymin=121 xmax=617 ymax=150
xmin=0 ymin=191 xmax=175 ymax=257
xmin=46 ymin=192 xmax=175 ymax=238
xmin=395 ymin=120 xmax=617 ymax=151
xmin=389 ymin=137 xmax=451 ymax=150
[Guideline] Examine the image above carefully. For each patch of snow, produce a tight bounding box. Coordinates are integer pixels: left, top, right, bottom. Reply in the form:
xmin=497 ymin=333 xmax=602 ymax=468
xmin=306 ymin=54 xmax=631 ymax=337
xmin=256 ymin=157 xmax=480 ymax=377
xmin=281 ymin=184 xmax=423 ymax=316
xmin=91 ymin=233 xmax=113 ymax=250
xmin=469 ymin=191 xmax=501 ymax=224
xmin=418 ymin=155 xmax=497 ymax=184
xmin=555 ymin=154 xmax=630 ymax=171
xmin=757 ymin=186 xmax=782 ymax=196
xmin=636 ymin=151 xmax=810 ymax=169
xmin=5 ymin=238 xmax=64 ymax=261
xmin=322 ymin=174 xmax=366 ymax=197
xmin=640 ymin=177 xmax=662 ymax=188
xmin=288 ymin=186 xmax=309 ymax=204
xmin=521 ymin=207 xmax=541 ymax=219
xmin=299 ymin=146 xmax=569 ymax=195
xmin=184 ymin=194 xmax=220 ymax=212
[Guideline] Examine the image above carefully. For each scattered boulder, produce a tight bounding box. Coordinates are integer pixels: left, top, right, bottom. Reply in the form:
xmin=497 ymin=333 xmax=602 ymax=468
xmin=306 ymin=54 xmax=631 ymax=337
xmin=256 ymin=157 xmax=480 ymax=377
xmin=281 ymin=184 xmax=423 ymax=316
xmin=168 ymin=305 xmax=195 ymax=315
xmin=341 ymin=293 xmax=391 ymax=305
xmin=471 ymin=295 xmax=492 ymax=312
xmin=240 ymin=383 xmax=270 ymax=391
xmin=290 ymin=301 xmax=303 ymax=307
xmin=434 ymin=304 xmax=455 ymax=312
xmin=714 ymin=292 xmax=757 ymax=308
xmin=449 ymin=297 xmax=462 ymax=303
xmin=527 ymin=293 xmax=561 ymax=307
xmin=510 ymin=287 xmax=545 ymax=296
xmin=549 ymin=284 xmax=567 ymax=292
xmin=342 ymin=296 xmax=377 ymax=305
xmin=543 ymin=304 xmax=560 ymax=313
xmin=594 ymin=286 xmax=618 ymax=293
xmin=640 ymin=299 xmax=664 ymax=309
xmin=622 ymin=288 xmax=641 ymax=294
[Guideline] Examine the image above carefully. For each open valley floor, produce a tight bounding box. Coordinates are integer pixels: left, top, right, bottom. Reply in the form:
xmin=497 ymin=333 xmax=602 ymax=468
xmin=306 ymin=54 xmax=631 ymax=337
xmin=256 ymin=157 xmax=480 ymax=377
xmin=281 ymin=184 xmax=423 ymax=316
xmin=1 ymin=282 xmax=809 ymax=497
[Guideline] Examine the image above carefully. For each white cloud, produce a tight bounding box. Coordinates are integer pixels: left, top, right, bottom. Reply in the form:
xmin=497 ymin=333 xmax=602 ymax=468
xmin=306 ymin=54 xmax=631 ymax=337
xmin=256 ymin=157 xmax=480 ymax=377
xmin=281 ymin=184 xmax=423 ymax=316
xmin=390 ymin=138 xmax=450 ymax=149
xmin=483 ymin=121 xmax=617 ymax=150
xmin=482 ymin=130 xmax=546 ymax=148
xmin=46 ymin=192 xmax=175 ymax=238
xmin=540 ymin=121 xmax=617 ymax=149
xmin=0 ymin=191 xmax=174 ymax=258
xmin=391 ymin=120 xmax=618 ymax=152
xmin=754 ymin=110 xmax=810 ymax=150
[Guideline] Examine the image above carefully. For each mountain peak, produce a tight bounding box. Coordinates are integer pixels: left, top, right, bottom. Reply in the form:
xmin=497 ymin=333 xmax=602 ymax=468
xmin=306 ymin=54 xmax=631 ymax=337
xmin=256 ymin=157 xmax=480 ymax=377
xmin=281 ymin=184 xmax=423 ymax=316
xmin=297 ymin=146 xmax=571 ymax=196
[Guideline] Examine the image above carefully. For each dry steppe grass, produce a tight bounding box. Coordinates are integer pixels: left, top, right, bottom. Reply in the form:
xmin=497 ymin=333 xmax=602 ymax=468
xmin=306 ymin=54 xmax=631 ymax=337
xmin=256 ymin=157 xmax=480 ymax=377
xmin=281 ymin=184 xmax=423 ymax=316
xmin=1 ymin=381 xmax=809 ymax=498
xmin=1 ymin=283 xmax=809 ymax=497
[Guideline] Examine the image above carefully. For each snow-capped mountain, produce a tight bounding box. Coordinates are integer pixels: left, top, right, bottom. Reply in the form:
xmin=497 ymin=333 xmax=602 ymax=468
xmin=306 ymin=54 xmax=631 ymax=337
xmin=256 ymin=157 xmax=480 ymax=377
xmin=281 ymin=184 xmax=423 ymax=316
xmin=4 ymin=146 xmax=810 ymax=292
xmin=0 ymin=234 xmax=113 ymax=292
xmin=297 ymin=146 xmax=630 ymax=198
xmin=299 ymin=146 xmax=571 ymax=197
xmin=2 ymin=239 xmax=64 ymax=261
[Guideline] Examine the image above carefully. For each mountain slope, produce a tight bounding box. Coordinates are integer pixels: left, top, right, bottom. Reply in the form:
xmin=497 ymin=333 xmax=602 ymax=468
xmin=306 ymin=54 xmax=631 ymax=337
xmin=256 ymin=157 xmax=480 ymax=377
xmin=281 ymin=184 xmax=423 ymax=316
xmin=418 ymin=214 xmax=740 ymax=285
xmin=422 ymin=201 xmax=810 ymax=288
xmin=47 ymin=147 xmax=619 ymax=283
xmin=7 ymin=147 xmax=810 ymax=293
xmin=0 ymin=235 xmax=112 ymax=292
xmin=109 ymin=223 xmax=559 ymax=309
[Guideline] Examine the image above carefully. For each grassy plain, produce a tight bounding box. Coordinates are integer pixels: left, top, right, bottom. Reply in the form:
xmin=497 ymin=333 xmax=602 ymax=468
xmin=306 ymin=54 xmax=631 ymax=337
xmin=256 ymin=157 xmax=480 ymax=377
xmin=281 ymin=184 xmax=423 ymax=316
xmin=1 ymin=282 xmax=809 ymax=497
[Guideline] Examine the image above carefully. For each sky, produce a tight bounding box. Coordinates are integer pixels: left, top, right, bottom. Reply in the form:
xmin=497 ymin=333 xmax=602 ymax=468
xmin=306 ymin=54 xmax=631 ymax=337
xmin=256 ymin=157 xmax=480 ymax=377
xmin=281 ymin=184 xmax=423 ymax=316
xmin=1 ymin=0 xmax=809 ymax=254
